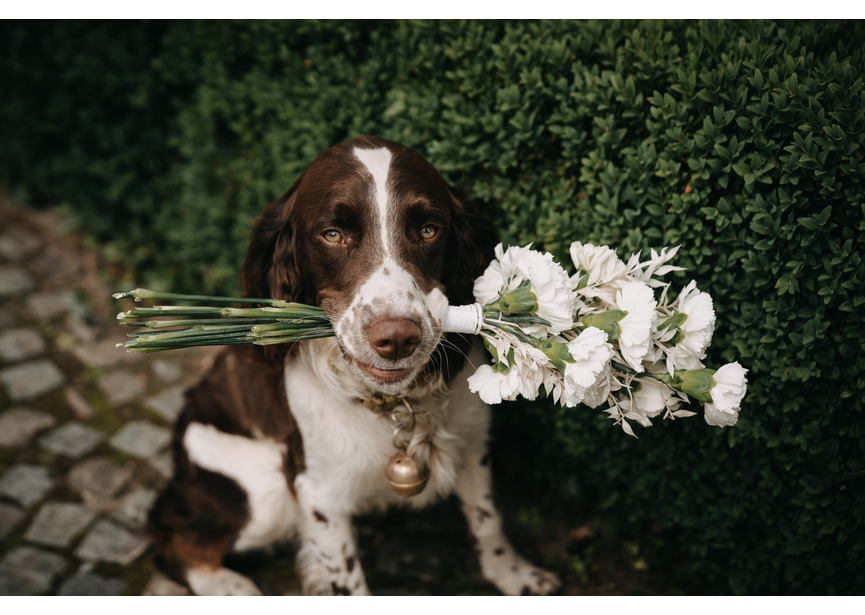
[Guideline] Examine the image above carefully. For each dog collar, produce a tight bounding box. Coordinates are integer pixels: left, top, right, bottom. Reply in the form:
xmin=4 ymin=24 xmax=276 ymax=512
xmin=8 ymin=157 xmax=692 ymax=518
xmin=358 ymin=392 xmax=404 ymax=414
xmin=357 ymin=393 xmax=429 ymax=498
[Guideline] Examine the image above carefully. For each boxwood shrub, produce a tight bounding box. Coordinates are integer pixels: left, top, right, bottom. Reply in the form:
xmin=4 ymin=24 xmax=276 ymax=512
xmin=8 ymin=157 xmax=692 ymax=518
xmin=2 ymin=19 xmax=863 ymax=594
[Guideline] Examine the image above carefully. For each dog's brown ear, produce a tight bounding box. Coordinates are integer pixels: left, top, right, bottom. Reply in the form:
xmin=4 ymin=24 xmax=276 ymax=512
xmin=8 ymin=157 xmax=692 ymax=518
xmin=242 ymin=178 xmax=303 ymax=303
xmin=431 ymin=188 xmax=499 ymax=383
xmin=241 ymin=177 xmax=305 ymax=367
xmin=442 ymin=187 xmax=499 ymax=306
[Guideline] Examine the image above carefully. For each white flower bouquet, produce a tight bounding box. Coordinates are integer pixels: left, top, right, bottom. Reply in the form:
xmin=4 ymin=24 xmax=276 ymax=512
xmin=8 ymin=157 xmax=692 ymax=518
xmin=115 ymin=241 xmax=747 ymax=436
xmin=464 ymin=242 xmax=747 ymax=435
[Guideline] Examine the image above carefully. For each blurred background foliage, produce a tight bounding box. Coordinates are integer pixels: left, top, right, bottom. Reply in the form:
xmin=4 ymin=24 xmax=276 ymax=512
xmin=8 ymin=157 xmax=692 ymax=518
xmin=2 ymin=20 xmax=864 ymax=594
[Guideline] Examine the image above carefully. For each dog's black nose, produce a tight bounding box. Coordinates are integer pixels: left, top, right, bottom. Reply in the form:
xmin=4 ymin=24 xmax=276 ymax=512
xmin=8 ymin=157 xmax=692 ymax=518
xmin=369 ymin=318 xmax=420 ymax=361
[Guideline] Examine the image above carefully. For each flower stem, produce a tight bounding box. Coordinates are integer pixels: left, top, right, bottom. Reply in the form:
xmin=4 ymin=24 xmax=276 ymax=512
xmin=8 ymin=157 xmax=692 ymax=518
xmin=118 ymin=317 xmax=286 ymax=329
xmin=113 ymin=288 xmax=291 ymax=306
xmin=119 ymin=306 xmax=228 ymax=318
xmin=252 ymin=331 xmax=336 ymax=345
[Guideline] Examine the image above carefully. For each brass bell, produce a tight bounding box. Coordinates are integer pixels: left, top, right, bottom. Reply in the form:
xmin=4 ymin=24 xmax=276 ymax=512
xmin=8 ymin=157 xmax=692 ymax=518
xmin=385 ymin=451 xmax=430 ymax=497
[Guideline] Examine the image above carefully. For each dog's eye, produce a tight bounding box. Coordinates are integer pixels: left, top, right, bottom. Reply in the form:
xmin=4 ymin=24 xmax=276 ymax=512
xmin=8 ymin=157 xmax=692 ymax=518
xmin=322 ymin=229 xmax=344 ymax=244
xmin=420 ymin=225 xmax=438 ymax=240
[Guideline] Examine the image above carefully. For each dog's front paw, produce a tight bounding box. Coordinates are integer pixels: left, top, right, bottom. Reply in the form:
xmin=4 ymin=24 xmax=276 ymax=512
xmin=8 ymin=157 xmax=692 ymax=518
xmin=482 ymin=554 xmax=561 ymax=596
xmin=520 ymin=566 xmax=562 ymax=595
xmin=186 ymin=567 xmax=263 ymax=596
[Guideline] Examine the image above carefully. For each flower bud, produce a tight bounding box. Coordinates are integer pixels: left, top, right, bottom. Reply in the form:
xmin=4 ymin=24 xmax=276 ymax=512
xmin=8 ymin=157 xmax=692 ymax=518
xmin=496 ymin=280 xmax=539 ymax=315
xmin=581 ymin=310 xmax=626 ymax=343
xmin=672 ymin=368 xmax=716 ymax=404
xmin=533 ymin=338 xmax=573 ymax=372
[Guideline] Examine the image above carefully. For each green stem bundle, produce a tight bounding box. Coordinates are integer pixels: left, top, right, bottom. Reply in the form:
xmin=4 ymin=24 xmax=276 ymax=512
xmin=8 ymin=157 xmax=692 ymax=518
xmin=114 ymin=288 xmax=334 ymax=352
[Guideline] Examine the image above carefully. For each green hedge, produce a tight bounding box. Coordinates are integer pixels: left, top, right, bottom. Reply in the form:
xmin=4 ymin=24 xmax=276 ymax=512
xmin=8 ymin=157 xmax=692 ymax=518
xmin=3 ymin=20 xmax=864 ymax=594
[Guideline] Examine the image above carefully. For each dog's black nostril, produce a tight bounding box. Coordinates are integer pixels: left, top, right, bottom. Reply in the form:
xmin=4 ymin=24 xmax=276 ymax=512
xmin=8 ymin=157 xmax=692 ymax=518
xmin=369 ymin=318 xmax=421 ymax=361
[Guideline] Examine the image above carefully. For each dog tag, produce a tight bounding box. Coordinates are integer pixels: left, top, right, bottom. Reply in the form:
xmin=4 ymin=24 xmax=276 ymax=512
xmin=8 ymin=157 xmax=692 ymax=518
xmin=385 ymin=451 xmax=429 ymax=497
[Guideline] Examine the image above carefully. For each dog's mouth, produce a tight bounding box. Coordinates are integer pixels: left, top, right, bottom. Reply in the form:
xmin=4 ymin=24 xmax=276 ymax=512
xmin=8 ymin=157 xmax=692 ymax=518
xmin=337 ymin=345 xmax=418 ymax=386
xmin=354 ymin=360 xmax=414 ymax=384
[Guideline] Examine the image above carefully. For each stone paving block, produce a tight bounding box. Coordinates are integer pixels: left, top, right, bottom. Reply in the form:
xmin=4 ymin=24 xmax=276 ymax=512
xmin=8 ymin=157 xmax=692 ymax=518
xmin=0 ymin=407 xmax=56 ymax=447
xmin=0 ymin=229 xmax=41 ymax=261
xmin=149 ymin=451 xmax=173 ymax=479
xmin=59 ymin=572 xmax=125 ymax=596
xmin=0 ymin=328 xmax=46 ymax=363
xmin=72 ymin=336 xmax=138 ymax=369
xmin=0 ymin=265 xmax=35 ymax=297
xmin=38 ymin=421 xmax=105 ymax=458
xmin=62 ymin=314 xmax=97 ymax=346
xmin=110 ymin=420 xmax=171 ymax=457
xmin=65 ymin=386 xmax=95 ymax=420
xmin=24 ymin=502 xmax=98 ymax=548
xmin=0 ymin=546 xmax=67 ymax=595
xmin=26 ymin=289 xmax=82 ymax=320
xmin=112 ymin=486 xmax=157 ymax=528
xmin=67 ymin=456 xmax=134 ymax=501
xmin=75 ymin=518 xmax=147 ymax=565
xmin=145 ymin=385 xmax=186 ymax=421
xmin=0 ymin=465 xmax=55 ymax=508
xmin=97 ymin=369 xmax=146 ymax=405
xmin=142 ymin=573 xmax=189 ymax=596
xmin=151 ymin=358 xmax=182 ymax=384
xmin=0 ymin=359 xmax=65 ymax=402
xmin=0 ymin=502 xmax=25 ymax=540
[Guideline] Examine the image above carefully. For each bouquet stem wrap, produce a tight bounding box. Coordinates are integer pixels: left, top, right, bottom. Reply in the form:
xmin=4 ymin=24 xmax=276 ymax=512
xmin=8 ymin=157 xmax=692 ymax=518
xmin=442 ymin=303 xmax=484 ymax=335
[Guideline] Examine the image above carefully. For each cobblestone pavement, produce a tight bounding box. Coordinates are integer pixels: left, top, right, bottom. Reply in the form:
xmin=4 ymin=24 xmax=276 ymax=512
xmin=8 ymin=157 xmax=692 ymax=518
xmin=0 ymin=195 xmax=210 ymax=595
xmin=0 ymin=194 xmax=655 ymax=596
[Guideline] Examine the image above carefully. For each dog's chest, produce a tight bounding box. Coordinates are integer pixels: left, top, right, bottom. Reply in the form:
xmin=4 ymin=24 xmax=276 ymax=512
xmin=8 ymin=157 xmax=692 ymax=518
xmin=284 ymin=356 xmax=463 ymax=511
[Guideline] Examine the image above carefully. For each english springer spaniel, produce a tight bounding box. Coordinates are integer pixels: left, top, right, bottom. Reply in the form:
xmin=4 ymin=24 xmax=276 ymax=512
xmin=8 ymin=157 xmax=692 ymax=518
xmin=147 ymin=135 xmax=561 ymax=596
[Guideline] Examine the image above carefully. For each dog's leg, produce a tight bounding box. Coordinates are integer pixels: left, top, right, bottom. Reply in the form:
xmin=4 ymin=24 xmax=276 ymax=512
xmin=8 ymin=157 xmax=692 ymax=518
xmin=149 ymin=473 xmax=265 ymax=596
xmin=186 ymin=567 xmax=263 ymax=596
xmin=455 ymin=447 xmax=561 ymax=596
xmin=150 ymin=530 xmax=263 ymax=596
xmin=294 ymin=478 xmax=369 ymax=595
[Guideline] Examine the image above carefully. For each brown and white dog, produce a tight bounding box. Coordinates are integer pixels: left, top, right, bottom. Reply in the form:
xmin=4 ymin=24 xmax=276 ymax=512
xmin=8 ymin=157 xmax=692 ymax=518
xmin=147 ymin=135 xmax=561 ymax=596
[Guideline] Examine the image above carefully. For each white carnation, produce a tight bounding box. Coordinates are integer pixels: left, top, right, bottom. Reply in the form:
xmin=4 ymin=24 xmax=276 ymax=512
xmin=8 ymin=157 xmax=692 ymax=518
xmin=619 ymin=377 xmax=678 ymax=427
xmin=467 ymin=364 xmax=521 ymax=405
xmin=569 ymin=241 xmax=630 ymax=304
xmin=615 ymin=281 xmax=657 ymax=372
xmin=664 ymin=280 xmax=716 ymax=373
xmin=559 ymin=327 xmax=613 ymax=407
xmin=471 ymin=335 xmax=550 ymax=404
xmin=474 ymin=243 xmax=577 ymax=335
xmin=510 ymin=341 xmax=552 ymax=401
xmin=704 ymin=362 xmax=748 ymax=427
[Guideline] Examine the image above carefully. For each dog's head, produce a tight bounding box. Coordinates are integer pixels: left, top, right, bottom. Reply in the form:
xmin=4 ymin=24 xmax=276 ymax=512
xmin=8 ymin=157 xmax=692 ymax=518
xmin=242 ymin=136 xmax=497 ymax=395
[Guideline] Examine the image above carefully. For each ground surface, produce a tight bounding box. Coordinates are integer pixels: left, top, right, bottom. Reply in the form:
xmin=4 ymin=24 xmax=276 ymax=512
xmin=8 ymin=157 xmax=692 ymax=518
xmin=0 ymin=194 xmax=657 ymax=596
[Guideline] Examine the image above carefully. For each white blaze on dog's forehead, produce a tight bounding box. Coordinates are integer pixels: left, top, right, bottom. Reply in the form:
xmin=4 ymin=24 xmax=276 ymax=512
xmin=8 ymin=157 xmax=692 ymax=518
xmin=352 ymin=146 xmax=393 ymax=256
xmin=349 ymin=147 xmax=421 ymax=311
xmin=335 ymin=144 xmax=446 ymax=376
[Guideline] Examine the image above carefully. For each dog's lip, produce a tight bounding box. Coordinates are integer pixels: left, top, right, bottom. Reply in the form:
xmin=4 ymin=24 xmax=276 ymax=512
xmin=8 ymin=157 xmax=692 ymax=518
xmin=337 ymin=344 xmax=416 ymax=384
xmin=354 ymin=360 xmax=413 ymax=383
